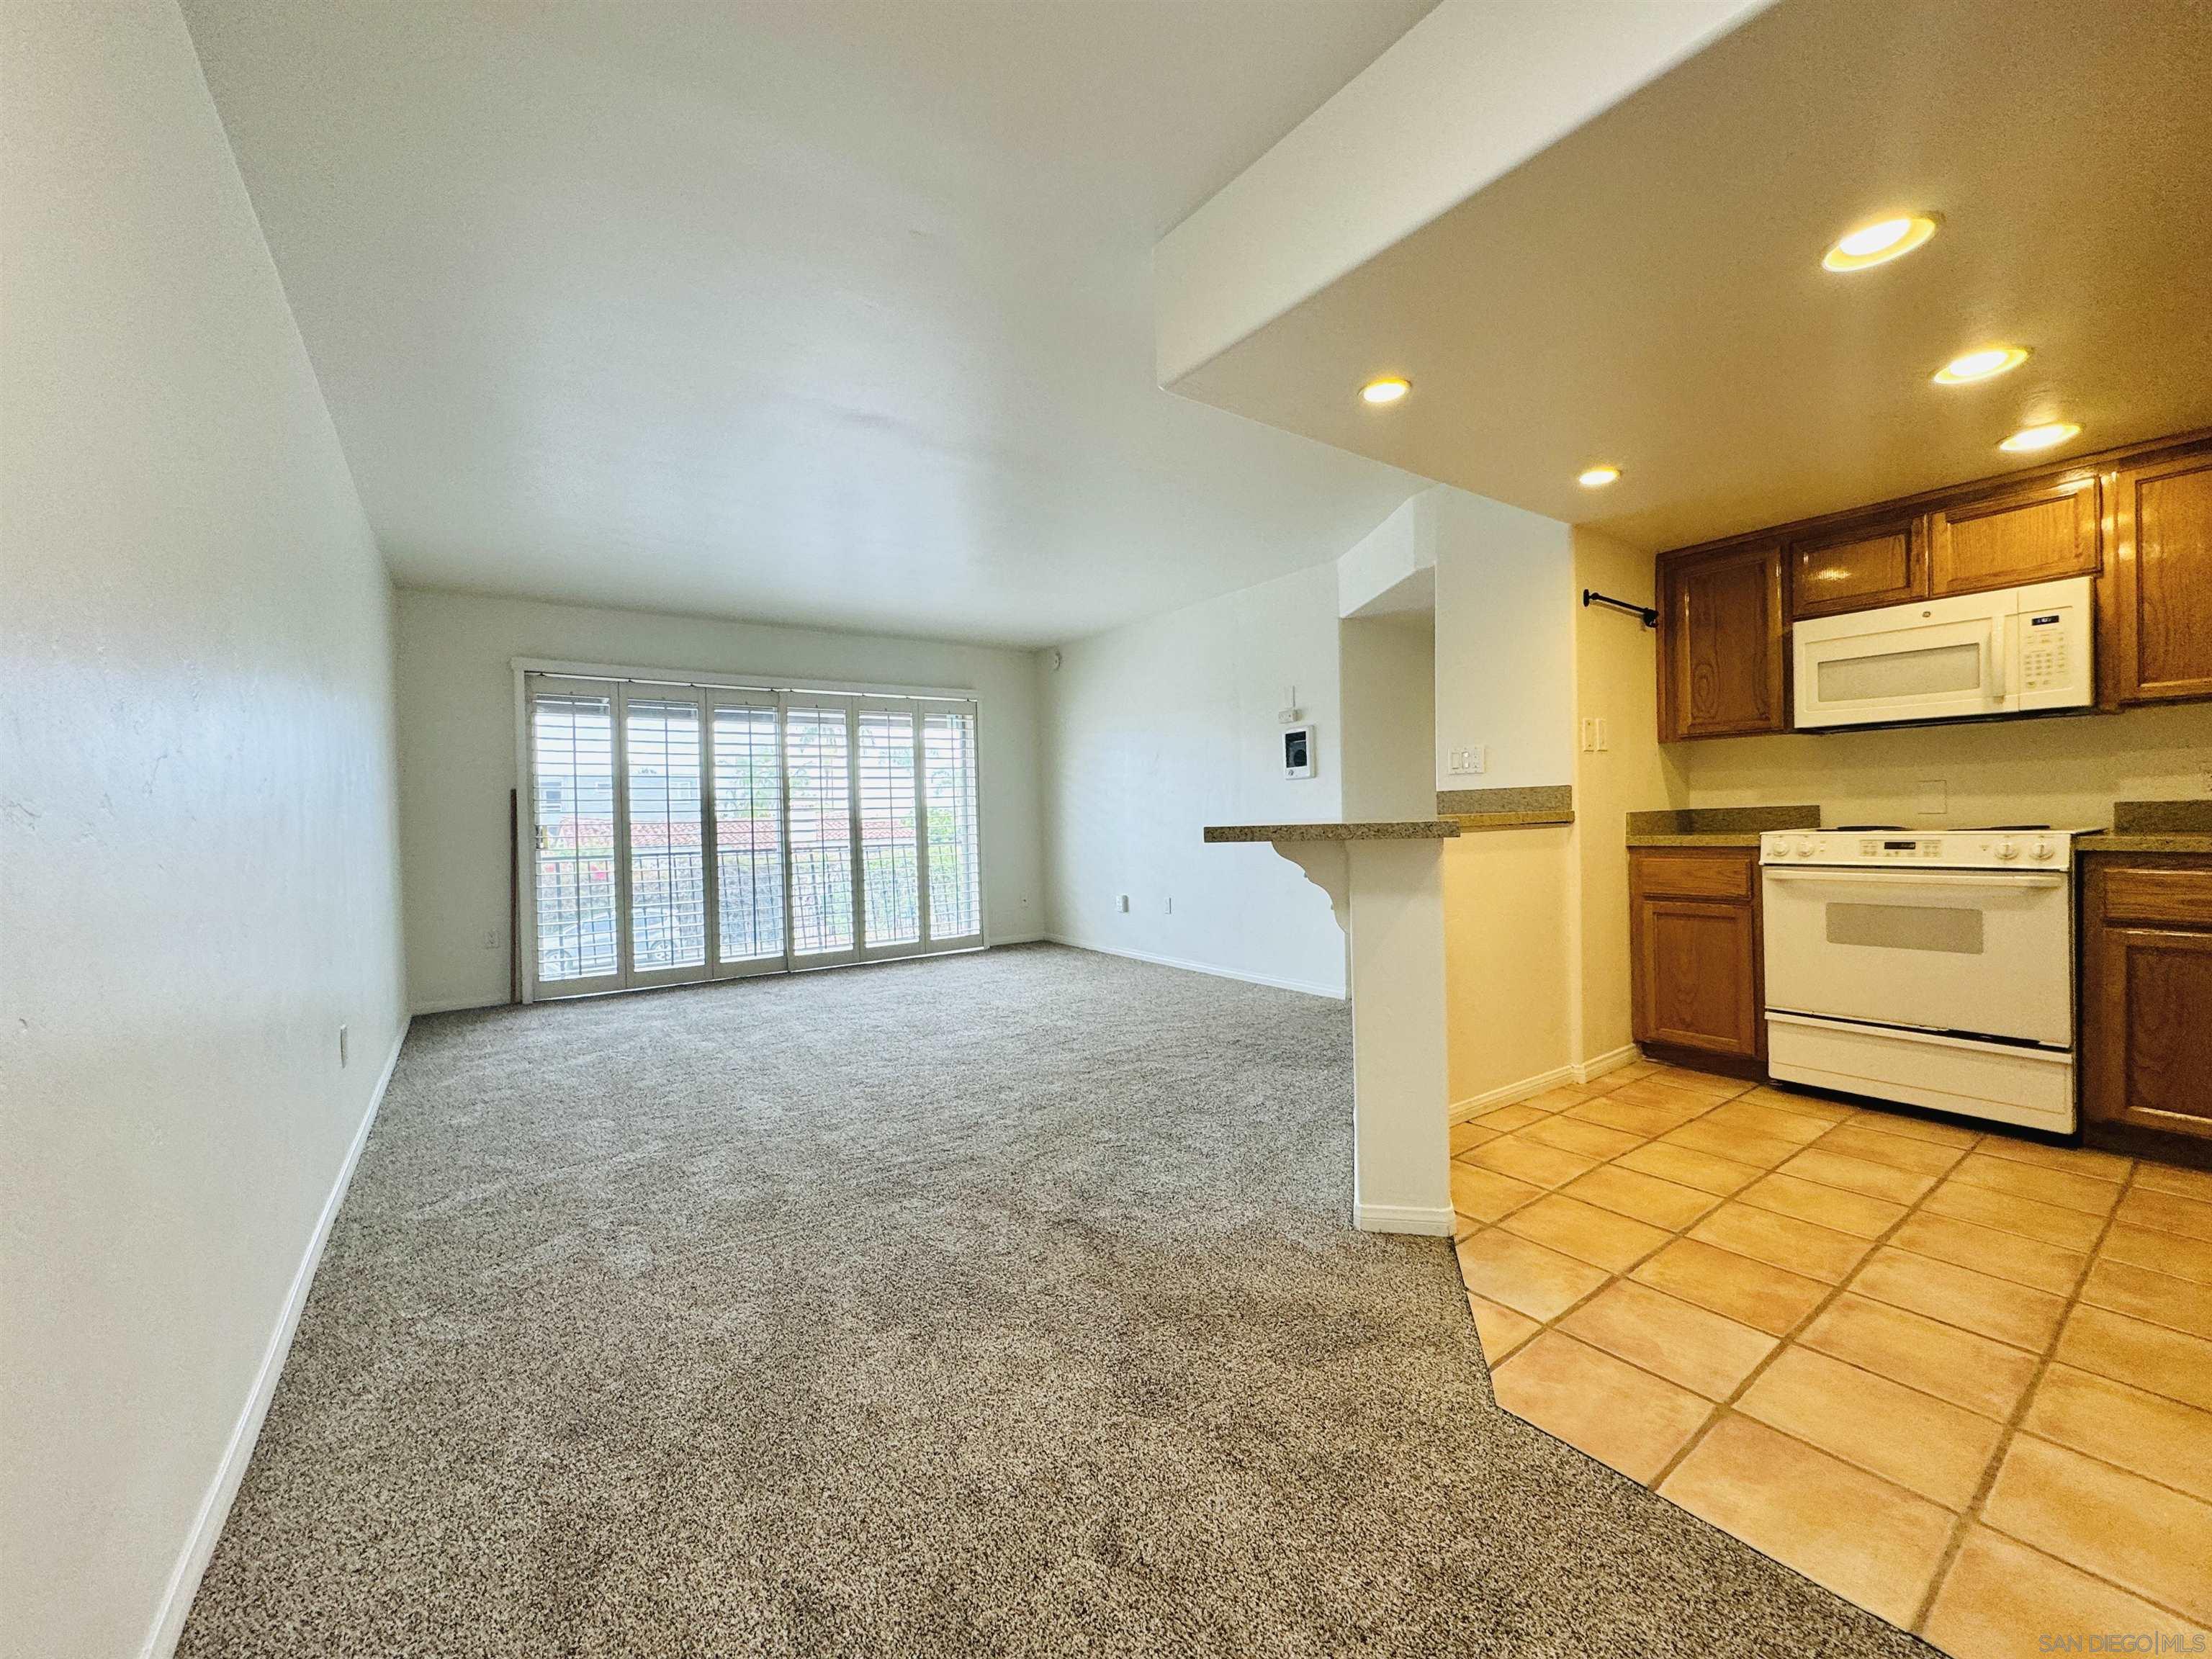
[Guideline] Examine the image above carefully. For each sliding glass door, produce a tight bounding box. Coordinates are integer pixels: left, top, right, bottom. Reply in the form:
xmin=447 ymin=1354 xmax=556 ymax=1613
xmin=624 ymin=688 xmax=708 ymax=986
xmin=526 ymin=673 xmax=982 ymax=999
xmin=529 ymin=680 xmax=622 ymax=997
xmin=924 ymin=706 xmax=983 ymax=947
xmin=783 ymin=697 xmax=858 ymax=966
xmin=710 ymin=693 xmax=785 ymax=976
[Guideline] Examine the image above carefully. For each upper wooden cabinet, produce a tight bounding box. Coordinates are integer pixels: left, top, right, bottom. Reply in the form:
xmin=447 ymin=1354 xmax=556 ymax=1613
xmin=1789 ymin=518 xmax=1925 ymax=619
xmin=1657 ymin=541 xmax=1786 ymax=742
xmin=1651 ymin=429 xmax=2212 ymax=743
xmin=2106 ymin=448 xmax=2212 ymax=705
xmin=1928 ymin=474 xmax=2101 ymax=597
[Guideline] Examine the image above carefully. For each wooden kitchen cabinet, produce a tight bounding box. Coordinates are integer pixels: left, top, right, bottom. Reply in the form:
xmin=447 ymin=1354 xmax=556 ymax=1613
xmin=1927 ymin=473 xmax=2100 ymax=598
xmin=1650 ymin=428 xmax=2212 ymax=745
xmin=2105 ymin=447 xmax=2212 ymax=705
xmin=2082 ymin=854 xmax=2212 ymax=1148
xmin=1629 ymin=848 xmax=1763 ymax=1071
xmin=1789 ymin=517 xmax=1925 ymax=619
xmin=1656 ymin=541 xmax=1786 ymax=742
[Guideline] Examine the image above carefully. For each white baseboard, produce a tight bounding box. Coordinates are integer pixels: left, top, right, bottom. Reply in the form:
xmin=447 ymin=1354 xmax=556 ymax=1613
xmin=1354 ymin=1201 xmax=1457 ymax=1236
xmin=987 ymin=931 xmax=1046 ymax=947
xmin=1575 ymin=1043 xmax=1641 ymax=1084
xmin=1447 ymin=1062 xmax=1578 ymax=1124
xmin=410 ymin=992 xmax=502 ymax=1015
xmin=1443 ymin=1045 xmax=1648 ymax=1125
xmin=1043 ymin=934 xmax=1345 ymax=1000
xmin=140 ymin=1015 xmax=410 ymax=1659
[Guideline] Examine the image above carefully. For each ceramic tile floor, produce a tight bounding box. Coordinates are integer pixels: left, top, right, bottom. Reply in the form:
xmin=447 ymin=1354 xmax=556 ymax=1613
xmin=1452 ymin=1058 xmax=2212 ymax=1657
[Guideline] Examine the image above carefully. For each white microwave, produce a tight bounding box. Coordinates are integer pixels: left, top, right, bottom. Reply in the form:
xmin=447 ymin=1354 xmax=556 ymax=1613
xmin=1793 ymin=576 xmax=2094 ymax=730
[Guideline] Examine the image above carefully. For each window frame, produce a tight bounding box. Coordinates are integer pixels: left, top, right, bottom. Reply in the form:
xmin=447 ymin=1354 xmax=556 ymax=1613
xmin=513 ymin=659 xmax=986 ymax=1003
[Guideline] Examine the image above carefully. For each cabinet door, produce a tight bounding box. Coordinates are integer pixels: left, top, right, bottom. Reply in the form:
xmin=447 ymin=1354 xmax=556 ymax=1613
xmin=1928 ymin=475 xmax=2100 ymax=597
xmin=2085 ymin=922 xmax=2212 ymax=1142
xmin=1632 ymin=896 xmax=1761 ymax=1058
xmin=2108 ymin=448 xmax=2212 ymax=705
xmin=1789 ymin=518 xmax=1925 ymax=619
xmin=1658 ymin=542 xmax=1786 ymax=740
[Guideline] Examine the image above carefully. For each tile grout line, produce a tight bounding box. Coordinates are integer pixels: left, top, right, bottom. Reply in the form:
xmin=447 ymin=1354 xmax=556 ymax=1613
xmin=1906 ymin=1154 xmax=2151 ymax=1635
xmin=1465 ymin=1068 xmax=2212 ymax=1645
xmin=1640 ymin=1106 xmax=1970 ymax=1493
xmin=1466 ymin=1071 xmax=1772 ymax=1354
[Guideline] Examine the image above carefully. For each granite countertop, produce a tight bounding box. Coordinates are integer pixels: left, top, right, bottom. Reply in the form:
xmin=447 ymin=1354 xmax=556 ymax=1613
xmin=1202 ymin=819 xmax=1462 ymax=843
xmin=1626 ymin=831 xmax=1773 ymax=848
xmin=1447 ymin=809 xmax=1576 ymax=831
xmin=2077 ymin=830 xmax=2212 ymax=855
xmin=2077 ymin=800 xmax=2212 ymax=855
xmin=1431 ymin=785 xmax=1574 ymax=832
xmin=1625 ymin=805 xmax=1820 ymax=849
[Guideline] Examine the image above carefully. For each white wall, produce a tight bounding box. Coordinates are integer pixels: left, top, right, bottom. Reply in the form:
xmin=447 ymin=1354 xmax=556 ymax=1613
xmin=1038 ymin=563 xmax=1348 ymax=997
xmin=0 ymin=6 xmax=408 ymax=1656
xmin=1568 ymin=527 xmax=1684 ymax=1069
xmin=1430 ymin=487 xmax=1576 ymax=789
xmin=394 ymin=589 xmax=1046 ymax=1013
xmin=1339 ymin=616 xmax=1437 ymax=819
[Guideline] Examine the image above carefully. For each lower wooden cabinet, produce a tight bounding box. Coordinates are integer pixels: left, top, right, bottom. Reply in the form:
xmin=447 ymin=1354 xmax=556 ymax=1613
xmin=1629 ymin=848 xmax=1763 ymax=1066
xmin=2083 ymin=853 xmax=2212 ymax=1144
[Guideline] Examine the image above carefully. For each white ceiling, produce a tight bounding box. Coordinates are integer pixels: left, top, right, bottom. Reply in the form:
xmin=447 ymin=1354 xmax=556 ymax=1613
xmin=1166 ymin=0 xmax=2212 ymax=553
xmin=181 ymin=0 xmax=1434 ymax=647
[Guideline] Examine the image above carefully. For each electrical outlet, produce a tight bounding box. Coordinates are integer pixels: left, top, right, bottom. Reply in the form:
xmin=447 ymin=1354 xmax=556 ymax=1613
xmin=1594 ymin=718 xmax=1609 ymax=752
xmin=338 ymin=1024 xmax=349 ymax=1068
xmin=482 ymin=929 xmax=500 ymax=951
xmin=1447 ymin=745 xmax=1488 ymax=775
xmin=1117 ymin=894 xmax=1129 ymax=913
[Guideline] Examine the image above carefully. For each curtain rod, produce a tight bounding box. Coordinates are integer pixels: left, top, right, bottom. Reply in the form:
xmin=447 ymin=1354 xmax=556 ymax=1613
xmin=1582 ymin=589 xmax=1658 ymax=629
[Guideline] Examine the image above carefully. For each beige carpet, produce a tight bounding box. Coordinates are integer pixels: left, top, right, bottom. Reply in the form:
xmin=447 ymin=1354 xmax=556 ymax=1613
xmin=179 ymin=944 xmax=1929 ymax=1657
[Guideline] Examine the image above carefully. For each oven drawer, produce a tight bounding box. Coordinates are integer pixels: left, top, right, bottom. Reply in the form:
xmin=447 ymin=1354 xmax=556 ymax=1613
xmin=1634 ymin=848 xmax=1755 ymax=902
xmin=1768 ymin=1014 xmax=2074 ymax=1134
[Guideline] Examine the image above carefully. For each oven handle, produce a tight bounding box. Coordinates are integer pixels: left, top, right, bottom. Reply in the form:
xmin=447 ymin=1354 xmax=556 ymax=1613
xmin=1763 ymin=868 xmax=2065 ymax=889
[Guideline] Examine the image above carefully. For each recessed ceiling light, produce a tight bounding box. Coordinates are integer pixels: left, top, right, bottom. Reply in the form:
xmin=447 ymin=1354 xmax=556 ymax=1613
xmin=1821 ymin=213 xmax=1938 ymax=272
xmin=1360 ymin=377 xmax=1410 ymax=405
xmin=1999 ymin=421 xmax=2082 ymax=454
xmin=1933 ymin=346 xmax=2030 ymax=385
xmin=1578 ymin=465 xmax=1621 ymax=488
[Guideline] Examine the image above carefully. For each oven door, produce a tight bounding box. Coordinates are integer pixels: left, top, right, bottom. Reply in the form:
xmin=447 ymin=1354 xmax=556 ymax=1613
xmin=1761 ymin=866 xmax=2072 ymax=1046
xmin=1794 ymin=590 xmax=2012 ymax=729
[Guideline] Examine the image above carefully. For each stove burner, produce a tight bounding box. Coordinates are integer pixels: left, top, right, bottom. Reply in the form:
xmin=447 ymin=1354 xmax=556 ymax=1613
xmin=1964 ymin=824 xmax=2053 ymax=832
xmin=1834 ymin=824 xmax=1907 ymax=832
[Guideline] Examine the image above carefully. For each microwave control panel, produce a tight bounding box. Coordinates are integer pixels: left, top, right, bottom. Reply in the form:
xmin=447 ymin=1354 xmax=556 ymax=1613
xmin=2020 ymin=609 xmax=2072 ymax=692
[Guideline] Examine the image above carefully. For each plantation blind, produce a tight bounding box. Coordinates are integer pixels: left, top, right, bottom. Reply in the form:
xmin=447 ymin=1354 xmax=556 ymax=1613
xmin=523 ymin=670 xmax=984 ymax=999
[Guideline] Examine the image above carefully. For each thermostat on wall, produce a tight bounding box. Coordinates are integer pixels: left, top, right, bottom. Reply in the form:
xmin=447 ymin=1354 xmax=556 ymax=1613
xmin=1283 ymin=723 xmax=1316 ymax=779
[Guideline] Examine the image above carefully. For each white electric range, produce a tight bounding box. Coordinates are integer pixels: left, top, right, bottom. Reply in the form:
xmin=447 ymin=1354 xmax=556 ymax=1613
xmin=1760 ymin=827 xmax=2093 ymax=1133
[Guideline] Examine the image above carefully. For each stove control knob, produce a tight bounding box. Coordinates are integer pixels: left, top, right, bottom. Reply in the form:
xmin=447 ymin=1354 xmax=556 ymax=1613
xmin=2031 ymin=837 xmax=2055 ymax=861
xmin=1794 ymin=836 xmax=1816 ymax=858
xmin=1995 ymin=840 xmax=2021 ymax=862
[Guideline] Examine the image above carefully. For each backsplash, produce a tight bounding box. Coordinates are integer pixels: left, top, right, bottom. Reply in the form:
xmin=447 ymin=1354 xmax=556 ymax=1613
xmin=1671 ymin=700 xmax=2212 ymax=829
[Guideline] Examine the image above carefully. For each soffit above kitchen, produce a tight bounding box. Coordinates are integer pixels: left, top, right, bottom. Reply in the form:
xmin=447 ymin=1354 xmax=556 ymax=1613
xmin=1156 ymin=0 xmax=2212 ymax=554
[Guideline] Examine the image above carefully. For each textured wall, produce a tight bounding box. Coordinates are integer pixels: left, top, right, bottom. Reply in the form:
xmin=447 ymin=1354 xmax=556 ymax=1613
xmin=392 ymin=588 xmax=1046 ymax=1013
xmin=1039 ymin=563 xmax=1349 ymax=997
xmin=0 ymin=4 xmax=408 ymax=1655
